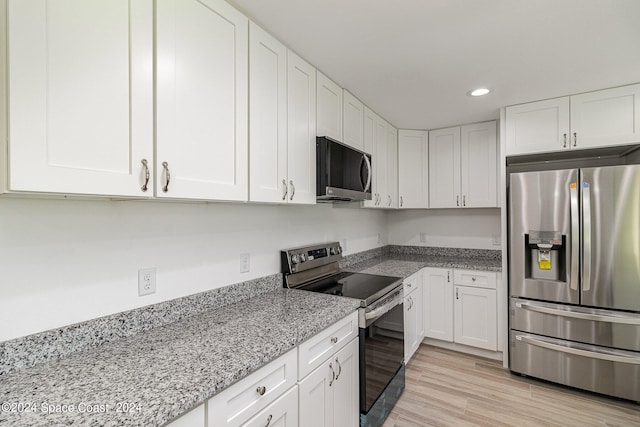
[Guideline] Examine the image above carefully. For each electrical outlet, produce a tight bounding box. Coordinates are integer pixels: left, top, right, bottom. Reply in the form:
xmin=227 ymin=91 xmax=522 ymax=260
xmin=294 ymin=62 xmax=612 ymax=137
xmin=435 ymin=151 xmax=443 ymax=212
xmin=377 ymin=233 xmax=381 ymax=244
xmin=138 ymin=268 xmax=156 ymax=296
xmin=419 ymin=232 xmax=428 ymax=243
xmin=240 ymin=253 xmax=250 ymax=273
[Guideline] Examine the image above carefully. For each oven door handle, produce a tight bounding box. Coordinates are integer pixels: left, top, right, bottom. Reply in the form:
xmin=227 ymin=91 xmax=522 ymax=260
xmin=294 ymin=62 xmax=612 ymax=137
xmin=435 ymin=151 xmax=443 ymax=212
xmin=365 ymin=293 xmax=403 ymax=322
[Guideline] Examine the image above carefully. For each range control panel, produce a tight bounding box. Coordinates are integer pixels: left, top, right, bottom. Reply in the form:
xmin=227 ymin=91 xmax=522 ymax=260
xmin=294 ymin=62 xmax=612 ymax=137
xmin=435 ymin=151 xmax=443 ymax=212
xmin=281 ymin=242 xmax=343 ymax=274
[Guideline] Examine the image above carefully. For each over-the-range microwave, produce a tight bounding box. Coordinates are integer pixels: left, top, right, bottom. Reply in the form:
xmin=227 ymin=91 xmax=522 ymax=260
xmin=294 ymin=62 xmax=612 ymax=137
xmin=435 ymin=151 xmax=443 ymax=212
xmin=316 ymin=136 xmax=372 ymax=203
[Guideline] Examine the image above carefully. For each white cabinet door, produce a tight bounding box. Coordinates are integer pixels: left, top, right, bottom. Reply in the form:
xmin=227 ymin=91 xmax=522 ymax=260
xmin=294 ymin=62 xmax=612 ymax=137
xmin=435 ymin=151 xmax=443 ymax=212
xmin=375 ymin=117 xmax=389 ymax=208
xmin=156 ymin=0 xmax=248 ymax=201
xmin=298 ymin=358 xmax=333 ymax=427
xmin=461 ymin=121 xmax=497 ymax=208
xmin=386 ymin=125 xmax=398 ymax=209
xmin=570 ymin=84 xmax=640 ymax=149
xmin=243 ymin=386 xmax=298 ymax=427
xmin=287 ymin=51 xmax=316 ymax=205
xmin=398 ymin=130 xmax=429 ymax=209
xmin=362 ymin=107 xmax=378 ymax=208
xmin=316 ymin=71 xmax=343 ymax=141
xmin=505 ymin=97 xmax=570 ymax=156
xmin=8 ymin=0 xmax=153 ymax=196
xmin=331 ymin=339 xmax=359 ymax=427
xmin=429 ymin=127 xmax=460 ymax=208
xmin=249 ymin=22 xmax=288 ymax=203
xmin=423 ymin=268 xmax=453 ymax=342
xmin=454 ymin=286 xmax=497 ymax=351
xmin=342 ymin=90 xmax=365 ymax=150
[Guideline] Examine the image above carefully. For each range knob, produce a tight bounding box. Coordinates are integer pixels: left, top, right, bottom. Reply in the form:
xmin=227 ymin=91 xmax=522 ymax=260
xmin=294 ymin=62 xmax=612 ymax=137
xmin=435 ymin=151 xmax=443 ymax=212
xmin=291 ymin=254 xmax=300 ymax=265
xmin=337 ymin=246 xmax=342 ymax=254
xmin=330 ymin=247 xmax=336 ymax=255
xmin=300 ymin=253 xmax=307 ymax=262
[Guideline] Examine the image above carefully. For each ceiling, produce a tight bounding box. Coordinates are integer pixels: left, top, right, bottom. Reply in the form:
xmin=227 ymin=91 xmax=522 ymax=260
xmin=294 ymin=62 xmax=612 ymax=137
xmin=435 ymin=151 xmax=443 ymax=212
xmin=231 ymin=0 xmax=640 ymax=130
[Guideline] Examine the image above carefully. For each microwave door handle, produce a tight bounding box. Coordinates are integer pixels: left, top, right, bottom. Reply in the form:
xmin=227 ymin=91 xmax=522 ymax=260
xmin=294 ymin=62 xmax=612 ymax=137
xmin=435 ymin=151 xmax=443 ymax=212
xmin=363 ymin=154 xmax=372 ymax=193
xmin=582 ymin=182 xmax=592 ymax=291
xmin=569 ymin=183 xmax=579 ymax=291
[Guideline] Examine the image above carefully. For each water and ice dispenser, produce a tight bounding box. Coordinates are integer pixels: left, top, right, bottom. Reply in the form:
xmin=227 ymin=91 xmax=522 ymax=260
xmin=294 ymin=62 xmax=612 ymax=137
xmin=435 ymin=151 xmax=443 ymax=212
xmin=524 ymin=231 xmax=566 ymax=281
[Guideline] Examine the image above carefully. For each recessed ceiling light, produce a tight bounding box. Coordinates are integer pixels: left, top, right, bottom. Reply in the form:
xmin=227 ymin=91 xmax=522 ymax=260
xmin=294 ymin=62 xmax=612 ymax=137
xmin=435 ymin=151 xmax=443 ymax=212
xmin=467 ymin=88 xmax=491 ymax=97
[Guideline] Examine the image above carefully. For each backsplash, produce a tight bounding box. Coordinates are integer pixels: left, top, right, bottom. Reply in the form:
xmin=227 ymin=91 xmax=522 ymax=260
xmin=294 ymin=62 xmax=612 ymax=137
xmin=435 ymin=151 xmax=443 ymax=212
xmin=389 ymin=245 xmax=501 ymax=259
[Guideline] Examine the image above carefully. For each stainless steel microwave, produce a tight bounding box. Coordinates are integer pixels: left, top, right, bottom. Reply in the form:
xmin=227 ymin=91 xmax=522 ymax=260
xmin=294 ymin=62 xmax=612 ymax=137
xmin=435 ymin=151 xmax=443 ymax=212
xmin=316 ymin=136 xmax=372 ymax=202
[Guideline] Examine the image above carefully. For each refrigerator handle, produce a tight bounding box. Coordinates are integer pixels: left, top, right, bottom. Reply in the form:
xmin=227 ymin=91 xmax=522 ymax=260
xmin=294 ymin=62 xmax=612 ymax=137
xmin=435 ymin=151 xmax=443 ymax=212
xmin=569 ymin=183 xmax=579 ymax=291
xmin=582 ymin=182 xmax=591 ymax=292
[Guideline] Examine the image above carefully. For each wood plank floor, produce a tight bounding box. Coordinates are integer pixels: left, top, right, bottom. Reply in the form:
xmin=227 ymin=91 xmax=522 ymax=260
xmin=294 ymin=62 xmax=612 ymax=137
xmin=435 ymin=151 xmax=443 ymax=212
xmin=381 ymin=345 xmax=640 ymax=427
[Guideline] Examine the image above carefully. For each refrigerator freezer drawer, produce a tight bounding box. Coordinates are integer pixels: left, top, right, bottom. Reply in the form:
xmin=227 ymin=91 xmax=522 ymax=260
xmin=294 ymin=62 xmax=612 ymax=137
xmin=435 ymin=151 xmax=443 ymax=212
xmin=510 ymin=331 xmax=640 ymax=402
xmin=510 ymin=298 xmax=640 ymax=352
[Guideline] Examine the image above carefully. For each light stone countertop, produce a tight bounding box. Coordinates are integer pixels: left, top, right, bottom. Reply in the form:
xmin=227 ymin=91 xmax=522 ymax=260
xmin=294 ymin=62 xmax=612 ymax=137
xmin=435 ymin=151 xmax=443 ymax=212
xmin=0 ymin=289 xmax=359 ymax=427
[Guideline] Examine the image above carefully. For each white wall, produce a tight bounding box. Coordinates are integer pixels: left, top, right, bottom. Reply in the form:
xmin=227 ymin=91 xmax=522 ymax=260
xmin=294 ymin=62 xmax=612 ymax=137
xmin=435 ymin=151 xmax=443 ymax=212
xmin=0 ymin=198 xmax=386 ymax=341
xmin=387 ymin=208 xmax=501 ymax=249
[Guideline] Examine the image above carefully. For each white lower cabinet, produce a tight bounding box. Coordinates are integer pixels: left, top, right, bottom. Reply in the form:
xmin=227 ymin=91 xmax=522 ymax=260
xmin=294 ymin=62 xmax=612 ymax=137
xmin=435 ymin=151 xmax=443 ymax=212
xmin=298 ymin=338 xmax=359 ymax=427
xmin=453 ymin=285 xmax=497 ymax=351
xmin=243 ymin=386 xmax=298 ymax=427
xmin=208 ymin=349 xmax=297 ymax=426
xmin=404 ymin=271 xmax=424 ymax=361
xmin=423 ymin=268 xmax=454 ymax=342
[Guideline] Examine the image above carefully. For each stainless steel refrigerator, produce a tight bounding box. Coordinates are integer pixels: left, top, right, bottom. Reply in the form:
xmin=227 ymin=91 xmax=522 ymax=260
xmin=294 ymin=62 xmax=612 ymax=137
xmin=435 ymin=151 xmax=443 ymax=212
xmin=509 ymin=164 xmax=640 ymax=401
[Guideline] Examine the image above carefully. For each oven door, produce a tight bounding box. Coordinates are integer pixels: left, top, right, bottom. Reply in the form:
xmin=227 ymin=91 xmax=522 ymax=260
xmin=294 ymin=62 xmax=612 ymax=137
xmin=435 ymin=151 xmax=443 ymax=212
xmin=360 ymin=291 xmax=404 ymax=415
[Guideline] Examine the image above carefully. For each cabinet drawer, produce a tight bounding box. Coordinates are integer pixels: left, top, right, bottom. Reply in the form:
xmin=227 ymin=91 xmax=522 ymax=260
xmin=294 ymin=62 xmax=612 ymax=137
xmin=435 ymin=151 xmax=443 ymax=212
xmin=453 ymin=270 xmax=496 ymax=289
xmin=403 ymin=271 xmax=420 ymax=296
xmin=208 ymin=348 xmax=297 ymax=427
xmin=298 ymin=311 xmax=358 ymax=380
xmin=242 ymin=385 xmax=298 ymax=427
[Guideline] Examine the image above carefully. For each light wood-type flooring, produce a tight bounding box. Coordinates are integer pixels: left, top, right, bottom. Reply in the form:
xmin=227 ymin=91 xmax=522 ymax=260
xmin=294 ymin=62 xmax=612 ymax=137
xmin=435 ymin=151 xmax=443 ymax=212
xmin=381 ymin=345 xmax=640 ymax=427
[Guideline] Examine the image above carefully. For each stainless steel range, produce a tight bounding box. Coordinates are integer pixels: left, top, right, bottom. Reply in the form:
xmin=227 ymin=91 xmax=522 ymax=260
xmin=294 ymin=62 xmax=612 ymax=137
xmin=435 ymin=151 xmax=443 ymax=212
xmin=282 ymin=242 xmax=405 ymax=427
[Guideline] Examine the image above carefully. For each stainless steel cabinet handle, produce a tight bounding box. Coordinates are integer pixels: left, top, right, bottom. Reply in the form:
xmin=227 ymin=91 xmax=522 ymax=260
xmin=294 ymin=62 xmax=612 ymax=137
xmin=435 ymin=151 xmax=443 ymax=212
xmin=400 ymin=196 xmax=403 ymax=207
xmin=281 ymin=179 xmax=288 ymax=200
xmin=289 ymin=180 xmax=295 ymax=200
xmin=456 ymin=195 xmax=459 ymax=206
xmin=141 ymin=159 xmax=150 ymax=192
xmin=388 ymin=195 xmax=392 ymax=206
xmin=573 ymin=132 xmax=577 ymax=147
xmin=329 ymin=363 xmax=335 ymax=387
xmin=516 ymin=334 xmax=640 ymax=365
xmin=335 ymin=357 xmax=342 ymax=380
xmin=582 ymin=182 xmax=592 ymax=292
xmin=330 ymin=336 xmax=338 ymax=344
xmin=256 ymin=386 xmax=266 ymax=396
xmin=569 ymin=182 xmax=579 ymax=291
xmin=456 ymin=288 xmax=459 ymax=300
xmin=563 ymin=133 xmax=567 ymax=148
xmin=447 ymin=271 xmax=450 ymax=282
xmin=265 ymin=414 xmax=273 ymax=427
xmin=515 ymin=301 xmax=640 ymax=325
xmin=162 ymin=161 xmax=171 ymax=193
xmin=463 ymin=195 xmax=466 ymax=206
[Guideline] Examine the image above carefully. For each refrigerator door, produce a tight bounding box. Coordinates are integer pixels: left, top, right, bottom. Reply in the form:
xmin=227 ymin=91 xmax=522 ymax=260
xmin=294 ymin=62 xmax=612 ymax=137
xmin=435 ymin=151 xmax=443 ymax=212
xmin=509 ymin=169 xmax=579 ymax=304
xmin=581 ymin=165 xmax=640 ymax=311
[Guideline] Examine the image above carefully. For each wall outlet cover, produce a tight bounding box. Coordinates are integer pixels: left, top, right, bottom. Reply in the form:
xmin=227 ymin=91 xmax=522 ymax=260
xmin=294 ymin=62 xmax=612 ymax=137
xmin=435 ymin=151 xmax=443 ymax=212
xmin=419 ymin=232 xmax=428 ymax=243
xmin=138 ymin=268 xmax=156 ymax=296
xmin=240 ymin=253 xmax=250 ymax=273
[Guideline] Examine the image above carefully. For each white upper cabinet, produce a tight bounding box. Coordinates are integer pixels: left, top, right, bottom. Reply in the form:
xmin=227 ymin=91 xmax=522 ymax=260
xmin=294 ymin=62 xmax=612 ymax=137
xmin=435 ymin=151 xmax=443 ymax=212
xmin=386 ymin=125 xmax=399 ymax=208
xmin=460 ymin=121 xmax=497 ymax=208
xmin=248 ymin=22 xmax=288 ymax=203
xmin=363 ymin=107 xmax=378 ymax=208
xmin=316 ymin=71 xmax=343 ymax=141
xmin=506 ymin=83 xmax=640 ymax=155
xmin=156 ymin=0 xmax=248 ymax=201
xmin=505 ymin=97 xmax=570 ymax=156
xmin=342 ymin=90 xmax=365 ymax=150
xmin=429 ymin=127 xmax=461 ymax=208
xmin=570 ymin=84 xmax=640 ymax=149
xmin=398 ymin=130 xmax=429 ymax=209
xmin=287 ymin=51 xmax=316 ymax=205
xmin=7 ymin=0 xmax=154 ymax=196
xmin=429 ymin=122 xmax=497 ymax=208
xmin=375 ymin=117 xmax=389 ymax=207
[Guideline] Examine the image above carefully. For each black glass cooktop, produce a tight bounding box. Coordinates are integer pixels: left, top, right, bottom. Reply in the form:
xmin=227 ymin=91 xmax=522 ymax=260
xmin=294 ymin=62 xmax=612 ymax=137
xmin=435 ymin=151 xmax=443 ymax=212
xmin=298 ymin=272 xmax=402 ymax=307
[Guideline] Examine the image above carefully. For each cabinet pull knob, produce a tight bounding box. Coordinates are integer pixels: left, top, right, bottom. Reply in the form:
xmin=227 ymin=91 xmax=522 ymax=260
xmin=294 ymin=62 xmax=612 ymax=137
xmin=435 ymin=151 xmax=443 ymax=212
xmin=289 ymin=180 xmax=295 ymax=200
xmin=265 ymin=414 xmax=273 ymax=427
xmin=329 ymin=363 xmax=335 ymax=387
xmin=573 ymin=132 xmax=577 ymax=147
xmin=472 ymin=276 xmax=476 ymax=282
xmin=140 ymin=159 xmax=150 ymax=192
xmin=456 ymin=195 xmax=459 ymax=206
xmin=563 ymin=133 xmax=567 ymax=148
xmin=282 ymin=179 xmax=288 ymax=200
xmin=256 ymin=386 xmax=266 ymax=396
xmin=400 ymin=196 xmax=403 ymax=207
xmin=162 ymin=161 xmax=171 ymax=193
xmin=335 ymin=357 xmax=342 ymax=380
xmin=331 ymin=336 xmax=338 ymax=344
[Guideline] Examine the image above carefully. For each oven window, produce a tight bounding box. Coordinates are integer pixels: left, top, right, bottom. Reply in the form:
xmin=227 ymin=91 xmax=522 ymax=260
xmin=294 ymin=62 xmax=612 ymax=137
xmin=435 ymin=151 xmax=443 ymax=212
xmin=360 ymin=302 xmax=404 ymax=414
